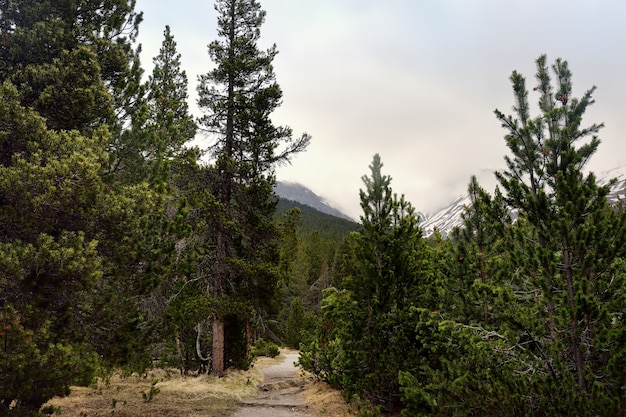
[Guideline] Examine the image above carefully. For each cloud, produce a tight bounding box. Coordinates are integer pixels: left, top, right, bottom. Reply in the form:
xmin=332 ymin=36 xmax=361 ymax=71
xmin=135 ymin=0 xmax=626 ymax=219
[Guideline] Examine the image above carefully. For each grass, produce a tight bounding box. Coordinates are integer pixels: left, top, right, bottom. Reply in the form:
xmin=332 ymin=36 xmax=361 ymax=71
xmin=46 ymin=359 xmax=269 ymax=417
xmin=45 ymin=351 xmax=356 ymax=417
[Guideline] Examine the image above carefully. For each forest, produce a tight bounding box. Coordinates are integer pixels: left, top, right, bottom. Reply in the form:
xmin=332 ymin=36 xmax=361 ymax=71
xmin=1 ymin=0 xmax=625 ymax=416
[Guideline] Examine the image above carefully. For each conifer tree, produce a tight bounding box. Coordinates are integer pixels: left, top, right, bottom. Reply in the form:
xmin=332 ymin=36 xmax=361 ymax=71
xmin=494 ymin=55 xmax=626 ymax=415
xmin=196 ymin=0 xmax=309 ymax=375
xmin=128 ymin=25 xmax=200 ymax=367
xmin=146 ymin=26 xmax=197 ymax=166
xmin=0 ymin=0 xmax=142 ymax=133
xmin=448 ymin=177 xmax=512 ymax=325
xmin=303 ymin=154 xmax=434 ymax=412
xmin=0 ymin=80 xmax=112 ymax=413
xmin=0 ymin=1 xmax=175 ymax=411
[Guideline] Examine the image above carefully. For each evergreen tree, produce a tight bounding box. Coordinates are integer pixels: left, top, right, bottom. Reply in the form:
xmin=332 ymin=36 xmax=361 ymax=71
xmin=0 ymin=0 xmax=142 ymax=133
xmin=447 ymin=177 xmax=512 ymax=325
xmin=0 ymin=81 xmax=111 ymax=413
xmin=302 ymin=154 xmax=434 ymax=412
xmin=493 ymin=55 xmax=626 ymax=415
xmin=128 ymin=24 xmax=200 ymax=369
xmin=196 ymin=0 xmax=309 ymax=375
xmin=145 ymin=25 xmax=197 ymax=179
xmin=0 ymin=1 xmax=177 ymax=411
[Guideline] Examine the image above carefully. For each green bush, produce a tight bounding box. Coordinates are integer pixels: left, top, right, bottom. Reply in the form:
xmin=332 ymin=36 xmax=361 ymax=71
xmin=251 ymin=339 xmax=280 ymax=358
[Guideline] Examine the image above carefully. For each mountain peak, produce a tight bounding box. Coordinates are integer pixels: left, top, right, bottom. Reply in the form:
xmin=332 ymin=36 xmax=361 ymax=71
xmin=275 ymin=181 xmax=354 ymax=221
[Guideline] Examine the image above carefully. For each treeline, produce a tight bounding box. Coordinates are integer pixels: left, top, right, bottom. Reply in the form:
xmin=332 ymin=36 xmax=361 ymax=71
xmin=273 ymin=200 xmax=358 ymax=349
xmin=299 ymin=57 xmax=626 ymax=416
xmin=276 ymin=198 xmax=358 ymax=242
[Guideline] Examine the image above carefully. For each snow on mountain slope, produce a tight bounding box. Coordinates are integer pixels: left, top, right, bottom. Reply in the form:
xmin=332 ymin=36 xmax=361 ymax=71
xmin=421 ymin=165 xmax=626 ymax=238
xmin=420 ymin=194 xmax=470 ymax=237
xmin=596 ymin=164 xmax=626 ymax=205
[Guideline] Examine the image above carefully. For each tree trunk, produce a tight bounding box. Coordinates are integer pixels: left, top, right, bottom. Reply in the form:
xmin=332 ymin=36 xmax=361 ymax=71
xmin=563 ymin=246 xmax=586 ymax=391
xmin=175 ymin=331 xmax=185 ymax=375
xmin=212 ymin=317 xmax=225 ymax=377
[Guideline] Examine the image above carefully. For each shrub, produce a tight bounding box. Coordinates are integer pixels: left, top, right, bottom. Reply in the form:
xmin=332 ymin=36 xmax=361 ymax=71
xmin=251 ymin=339 xmax=280 ymax=358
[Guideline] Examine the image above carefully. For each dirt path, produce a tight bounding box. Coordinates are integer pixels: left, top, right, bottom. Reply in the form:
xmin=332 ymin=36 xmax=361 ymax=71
xmin=231 ymin=351 xmax=313 ymax=417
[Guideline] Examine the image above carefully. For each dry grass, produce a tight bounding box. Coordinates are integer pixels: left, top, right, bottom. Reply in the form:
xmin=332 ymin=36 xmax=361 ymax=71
xmin=46 ymin=355 xmax=277 ymax=417
xmin=300 ymin=380 xmax=353 ymax=416
xmin=45 ymin=353 xmax=356 ymax=417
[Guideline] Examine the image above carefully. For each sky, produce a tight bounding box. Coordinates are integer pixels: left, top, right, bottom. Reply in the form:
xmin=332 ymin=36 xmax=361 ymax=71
xmin=134 ymin=0 xmax=626 ymax=219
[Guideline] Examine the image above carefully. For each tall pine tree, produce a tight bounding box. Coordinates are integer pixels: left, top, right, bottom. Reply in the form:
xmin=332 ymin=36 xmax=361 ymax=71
xmin=196 ymin=0 xmax=309 ymax=376
xmin=303 ymin=154 xmax=434 ymax=412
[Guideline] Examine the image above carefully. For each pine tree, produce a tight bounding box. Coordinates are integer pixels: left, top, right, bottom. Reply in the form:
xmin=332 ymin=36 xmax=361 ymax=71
xmin=0 ymin=80 xmax=108 ymax=413
xmin=196 ymin=0 xmax=309 ymax=376
xmin=146 ymin=25 xmax=197 ymax=168
xmin=0 ymin=0 xmax=142 ymax=133
xmin=0 ymin=2 xmax=179 ymax=411
xmin=126 ymin=24 xmax=201 ymax=369
xmin=303 ymin=154 xmax=434 ymax=411
xmin=447 ymin=177 xmax=512 ymax=325
xmin=493 ymin=55 xmax=626 ymax=415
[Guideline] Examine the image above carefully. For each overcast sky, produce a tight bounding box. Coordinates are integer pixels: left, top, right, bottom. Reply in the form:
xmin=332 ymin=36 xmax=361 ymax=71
xmin=134 ymin=0 xmax=626 ymax=219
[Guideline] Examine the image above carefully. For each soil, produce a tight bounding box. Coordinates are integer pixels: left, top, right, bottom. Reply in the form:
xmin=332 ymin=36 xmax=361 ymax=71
xmin=232 ymin=351 xmax=312 ymax=416
xmin=233 ymin=351 xmax=353 ymax=417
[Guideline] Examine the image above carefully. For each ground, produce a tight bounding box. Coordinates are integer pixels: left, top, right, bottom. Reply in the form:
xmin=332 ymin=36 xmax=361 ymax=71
xmin=45 ymin=349 xmax=355 ymax=417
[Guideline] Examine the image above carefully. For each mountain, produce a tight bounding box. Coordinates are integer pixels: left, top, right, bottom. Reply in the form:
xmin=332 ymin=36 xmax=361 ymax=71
xmin=421 ymin=165 xmax=626 ymax=238
xmin=420 ymin=194 xmax=470 ymax=237
xmin=275 ymin=181 xmax=354 ymax=221
xmin=276 ymin=198 xmax=359 ymax=242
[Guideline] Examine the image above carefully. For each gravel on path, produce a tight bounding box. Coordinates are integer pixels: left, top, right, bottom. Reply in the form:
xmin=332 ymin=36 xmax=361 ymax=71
xmin=230 ymin=351 xmax=315 ymax=417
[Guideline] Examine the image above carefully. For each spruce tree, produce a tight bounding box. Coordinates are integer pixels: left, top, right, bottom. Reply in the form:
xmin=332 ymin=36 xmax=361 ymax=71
xmin=196 ymin=0 xmax=309 ymax=375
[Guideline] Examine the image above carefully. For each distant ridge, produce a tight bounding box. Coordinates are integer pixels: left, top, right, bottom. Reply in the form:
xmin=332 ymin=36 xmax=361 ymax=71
xmin=274 ymin=181 xmax=354 ymax=221
xmin=276 ymin=198 xmax=359 ymax=242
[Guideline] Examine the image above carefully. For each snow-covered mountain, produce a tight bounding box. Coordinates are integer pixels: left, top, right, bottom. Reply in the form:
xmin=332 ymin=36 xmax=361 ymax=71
xmin=420 ymin=165 xmax=626 ymax=238
xmin=274 ymin=181 xmax=353 ymax=221
xmin=420 ymin=194 xmax=471 ymax=237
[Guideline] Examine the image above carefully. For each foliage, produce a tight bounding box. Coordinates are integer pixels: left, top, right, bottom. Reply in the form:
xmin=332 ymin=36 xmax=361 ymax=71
xmin=276 ymin=198 xmax=358 ymax=241
xmin=3 ymin=0 xmax=626 ymax=414
xmin=134 ymin=22 xmax=200 ymax=374
xmin=301 ymin=154 xmax=435 ymax=412
xmin=251 ymin=339 xmax=280 ymax=358
xmin=0 ymin=305 xmax=98 ymax=413
xmin=0 ymin=0 xmax=184 ymax=412
xmin=0 ymin=80 xmax=111 ymax=412
xmin=142 ymin=379 xmax=161 ymax=403
xmin=489 ymin=54 xmax=626 ymax=415
xmin=194 ymin=0 xmax=309 ymax=375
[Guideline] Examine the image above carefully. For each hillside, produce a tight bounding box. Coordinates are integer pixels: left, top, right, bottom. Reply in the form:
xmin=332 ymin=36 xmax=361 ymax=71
xmin=275 ymin=181 xmax=353 ymax=221
xmin=276 ymin=198 xmax=359 ymax=241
